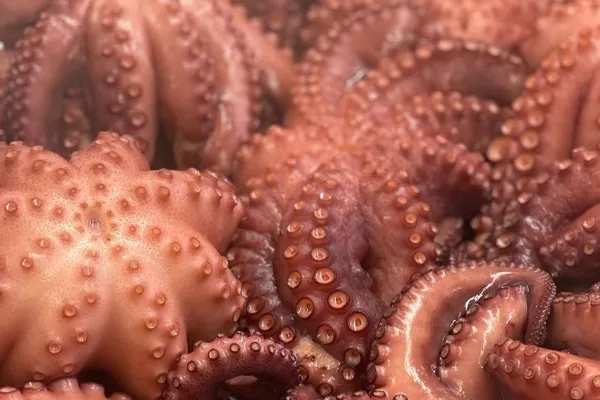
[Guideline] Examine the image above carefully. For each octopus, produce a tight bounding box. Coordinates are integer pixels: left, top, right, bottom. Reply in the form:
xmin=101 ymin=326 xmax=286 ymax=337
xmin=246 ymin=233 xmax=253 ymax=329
xmin=0 ymin=0 xmax=294 ymax=174
xmin=0 ymin=132 xmax=246 ymax=399
xmin=227 ymin=21 xmax=531 ymax=395
xmin=5 ymin=1 xmax=600 ymax=400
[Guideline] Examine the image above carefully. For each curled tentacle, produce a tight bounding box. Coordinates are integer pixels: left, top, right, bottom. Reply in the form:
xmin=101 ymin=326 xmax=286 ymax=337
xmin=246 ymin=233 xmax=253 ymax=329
xmin=390 ymin=91 xmax=510 ymax=155
xmin=342 ymin=38 xmax=527 ymax=133
xmin=486 ymin=338 xmax=600 ymax=400
xmin=288 ymin=0 xmax=426 ymax=127
xmin=438 ymin=285 xmax=529 ymax=400
xmin=0 ymin=379 xmax=130 ymax=400
xmin=163 ymin=332 xmax=301 ymax=400
xmin=487 ymin=26 xmax=600 ymax=179
xmin=366 ymin=261 xmax=555 ymax=399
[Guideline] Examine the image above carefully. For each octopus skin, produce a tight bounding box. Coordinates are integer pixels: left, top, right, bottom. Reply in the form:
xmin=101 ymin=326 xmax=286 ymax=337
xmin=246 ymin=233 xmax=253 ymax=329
xmin=482 ymin=146 xmax=600 ymax=280
xmin=163 ymin=332 xmax=302 ymax=400
xmin=0 ymin=0 xmax=293 ymax=174
xmin=0 ymin=0 xmax=49 ymax=46
xmin=228 ymin=124 xmax=496 ymax=393
xmin=230 ymin=0 xmax=314 ymax=55
xmin=486 ymin=338 xmax=600 ymax=400
xmin=301 ymin=0 xmax=554 ymax=58
xmin=0 ymin=379 xmax=130 ymax=400
xmin=0 ymin=132 xmax=246 ymax=399
xmin=366 ymin=261 xmax=556 ymax=399
xmin=546 ymin=291 xmax=600 ymax=360
xmin=487 ymin=25 xmax=600 ymax=179
xmin=288 ymin=2 xmax=527 ymax=129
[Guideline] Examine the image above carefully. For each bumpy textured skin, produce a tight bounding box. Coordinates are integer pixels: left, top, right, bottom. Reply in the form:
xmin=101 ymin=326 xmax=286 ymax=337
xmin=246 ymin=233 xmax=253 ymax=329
xmin=302 ymin=0 xmax=554 ymax=57
xmin=483 ymin=147 xmax=600 ymax=280
xmin=0 ymin=0 xmax=293 ymax=174
xmin=487 ymin=338 xmax=600 ymax=400
xmin=0 ymin=132 xmax=245 ymax=399
xmin=288 ymin=4 xmax=527 ymax=129
xmin=366 ymin=261 xmax=556 ymax=399
xmin=163 ymin=332 xmax=301 ymax=400
xmin=230 ymin=0 xmax=314 ymax=54
xmin=487 ymin=26 xmax=600 ymax=179
xmin=0 ymin=379 xmax=130 ymax=400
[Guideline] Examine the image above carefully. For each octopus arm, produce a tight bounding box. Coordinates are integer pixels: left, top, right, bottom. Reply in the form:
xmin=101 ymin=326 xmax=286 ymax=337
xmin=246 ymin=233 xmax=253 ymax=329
xmin=486 ymin=338 xmax=600 ymax=399
xmin=163 ymin=332 xmax=301 ymax=400
xmin=141 ymin=0 xmax=257 ymax=174
xmin=501 ymin=148 xmax=600 ymax=278
xmin=437 ymin=285 xmax=529 ymax=400
xmin=391 ymin=92 xmax=509 ymax=154
xmin=275 ymin=158 xmax=385 ymax=365
xmin=85 ymin=0 xmax=158 ymax=159
xmin=2 ymin=0 xmax=91 ymax=146
xmin=366 ymin=261 xmax=555 ymax=399
xmin=288 ymin=0 xmax=425 ymax=127
xmin=0 ymin=378 xmax=130 ymax=400
xmin=359 ymin=163 xmax=438 ymax=304
xmin=488 ymin=27 xmax=600 ymax=177
xmin=342 ymin=38 xmax=527 ymax=131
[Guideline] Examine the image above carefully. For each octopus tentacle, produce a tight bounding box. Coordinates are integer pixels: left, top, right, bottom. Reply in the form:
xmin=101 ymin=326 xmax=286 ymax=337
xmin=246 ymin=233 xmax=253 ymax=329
xmin=438 ymin=285 xmax=529 ymax=400
xmin=2 ymin=0 xmax=91 ymax=147
xmin=547 ymin=291 xmax=600 ymax=359
xmin=163 ymin=332 xmax=301 ymax=400
xmin=366 ymin=261 xmax=555 ymax=399
xmin=86 ymin=0 xmax=158 ymax=158
xmin=376 ymin=135 xmax=492 ymax=224
xmin=227 ymin=159 xmax=311 ymax=339
xmin=487 ymin=27 xmax=600 ymax=178
xmin=342 ymin=38 xmax=526 ymax=132
xmin=359 ymin=164 xmax=438 ymax=303
xmin=390 ymin=91 xmax=509 ymax=154
xmin=275 ymin=157 xmax=384 ymax=366
xmin=227 ymin=2 xmax=295 ymax=105
xmin=141 ymin=0 xmax=259 ymax=174
xmin=486 ymin=338 xmax=600 ymax=399
xmin=0 ymin=379 xmax=130 ymax=400
xmin=486 ymin=148 xmax=600 ymax=278
xmin=287 ymin=0 xmax=425 ymax=127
